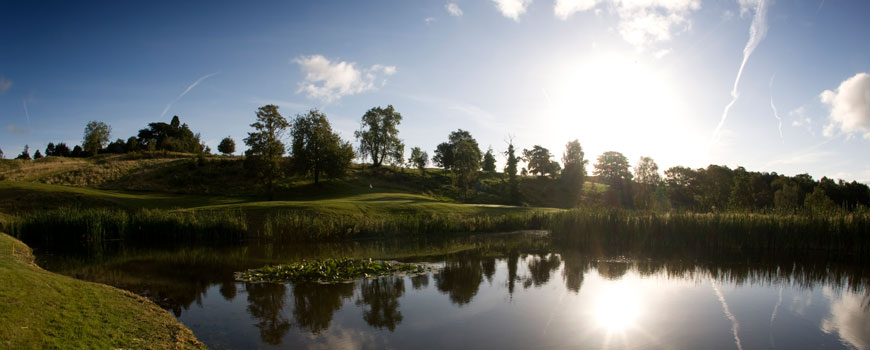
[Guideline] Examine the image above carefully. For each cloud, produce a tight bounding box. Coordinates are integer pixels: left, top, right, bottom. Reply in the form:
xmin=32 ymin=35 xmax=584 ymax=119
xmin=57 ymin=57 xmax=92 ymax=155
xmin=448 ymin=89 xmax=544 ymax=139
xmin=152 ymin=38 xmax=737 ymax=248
xmin=0 ymin=77 xmax=11 ymax=94
xmin=738 ymin=0 xmax=760 ymax=16
xmin=294 ymin=55 xmax=395 ymax=102
xmin=554 ymin=0 xmax=701 ymax=49
xmin=820 ymin=72 xmax=870 ymax=139
xmin=492 ymin=0 xmax=533 ymax=21
xmin=5 ymin=124 xmax=28 ymax=135
xmin=446 ymin=3 xmax=463 ymax=16
xmin=161 ymin=72 xmax=219 ymax=118
xmin=425 ymin=16 xmax=436 ymax=24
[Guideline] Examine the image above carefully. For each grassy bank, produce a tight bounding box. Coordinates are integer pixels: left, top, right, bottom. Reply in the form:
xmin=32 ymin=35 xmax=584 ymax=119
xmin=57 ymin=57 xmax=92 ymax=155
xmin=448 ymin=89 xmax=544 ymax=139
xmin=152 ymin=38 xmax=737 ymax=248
xmin=548 ymin=208 xmax=870 ymax=256
xmin=0 ymin=232 xmax=203 ymax=349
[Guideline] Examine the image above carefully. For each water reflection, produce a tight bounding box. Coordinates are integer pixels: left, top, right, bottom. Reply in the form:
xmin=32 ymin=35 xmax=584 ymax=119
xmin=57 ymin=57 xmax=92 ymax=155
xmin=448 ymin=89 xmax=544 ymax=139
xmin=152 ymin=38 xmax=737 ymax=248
xmin=31 ymin=234 xmax=870 ymax=349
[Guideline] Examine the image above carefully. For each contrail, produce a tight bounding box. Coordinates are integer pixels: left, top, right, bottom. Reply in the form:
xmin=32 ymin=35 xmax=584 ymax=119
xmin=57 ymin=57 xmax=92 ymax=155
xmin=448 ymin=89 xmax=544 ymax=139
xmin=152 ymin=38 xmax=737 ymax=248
xmin=817 ymin=0 xmax=825 ymax=12
xmin=769 ymin=75 xmax=783 ymax=139
xmin=22 ymin=100 xmax=31 ymax=127
xmin=712 ymin=280 xmax=743 ymax=350
xmin=711 ymin=0 xmax=769 ymax=145
xmin=160 ymin=72 xmax=219 ymax=118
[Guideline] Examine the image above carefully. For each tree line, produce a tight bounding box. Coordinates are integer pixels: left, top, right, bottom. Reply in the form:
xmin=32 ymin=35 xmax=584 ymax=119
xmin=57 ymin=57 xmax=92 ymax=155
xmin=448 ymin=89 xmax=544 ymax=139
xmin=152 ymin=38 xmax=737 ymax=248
xmin=3 ymin=103 xmax=868 ymax=212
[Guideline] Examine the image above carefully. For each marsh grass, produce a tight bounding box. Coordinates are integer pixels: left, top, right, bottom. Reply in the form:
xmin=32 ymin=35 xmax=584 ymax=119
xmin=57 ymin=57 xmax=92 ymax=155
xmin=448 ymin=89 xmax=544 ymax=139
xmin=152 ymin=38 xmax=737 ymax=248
xmin=7 ymin=207 xmax=552 ymax=247
xmin=549 ymin=208 xmax=870 ymax=256
xmin=235 ymin=258 xmax=433 ymax=283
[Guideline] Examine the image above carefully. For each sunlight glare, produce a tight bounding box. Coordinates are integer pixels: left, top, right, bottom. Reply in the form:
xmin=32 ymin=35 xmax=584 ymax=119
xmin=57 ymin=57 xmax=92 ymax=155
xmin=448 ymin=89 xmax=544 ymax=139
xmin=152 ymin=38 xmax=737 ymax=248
xmin=594 ymin=280 xmax=641 ymax=332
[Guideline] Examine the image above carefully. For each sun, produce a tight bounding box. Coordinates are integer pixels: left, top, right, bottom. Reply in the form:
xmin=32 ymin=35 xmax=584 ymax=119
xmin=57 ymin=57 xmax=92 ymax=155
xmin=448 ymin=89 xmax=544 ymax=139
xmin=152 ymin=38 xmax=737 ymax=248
xmin=545 ymin=53 xmax=704 ymax=167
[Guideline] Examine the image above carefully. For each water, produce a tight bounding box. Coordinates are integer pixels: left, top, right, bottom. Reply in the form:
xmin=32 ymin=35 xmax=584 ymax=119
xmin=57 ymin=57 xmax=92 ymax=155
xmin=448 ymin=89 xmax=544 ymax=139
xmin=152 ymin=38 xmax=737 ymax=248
xmin=34 ymin=233 xmax=870 ymax=349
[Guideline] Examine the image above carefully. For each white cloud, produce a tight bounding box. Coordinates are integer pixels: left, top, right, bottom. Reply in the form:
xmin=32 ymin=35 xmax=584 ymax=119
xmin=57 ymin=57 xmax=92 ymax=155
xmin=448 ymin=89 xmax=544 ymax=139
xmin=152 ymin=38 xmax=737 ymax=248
xmin=0 ymin=77 xmax=11 ymax=94
xmin=554 ymin=0 xmax=701 ymax=49
xmin=293 ymin=55 xmax=396 ymax=102
xmin=425 ymin=16 xmax=436 ymax=24
xmin=492 ymin=0 xmax=533 ymax=21
xmin=821 ymin=73 xmax=870 ymax=138
xmin=446 ymin=3 xmax=463 ymax=16
xmin=738 ymin=0 xmax=761 ymax=17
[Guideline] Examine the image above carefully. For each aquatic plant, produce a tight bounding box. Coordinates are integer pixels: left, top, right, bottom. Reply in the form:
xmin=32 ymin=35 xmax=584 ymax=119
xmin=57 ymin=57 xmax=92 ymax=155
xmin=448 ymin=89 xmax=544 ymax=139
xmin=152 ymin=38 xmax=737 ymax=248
xmin=235 ymin=258 xmax=435 ymax=283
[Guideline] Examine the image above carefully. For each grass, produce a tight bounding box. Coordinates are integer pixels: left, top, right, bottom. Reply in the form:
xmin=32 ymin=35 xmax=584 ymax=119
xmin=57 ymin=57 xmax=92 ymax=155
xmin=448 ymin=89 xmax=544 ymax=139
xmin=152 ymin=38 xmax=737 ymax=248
xmin=0 ymin=232 xmax=204 ymax=349
xmin=235 ymin=258 xmax=434 ymax=283
xmin=548 ymin=208 xmax=870 ymax=257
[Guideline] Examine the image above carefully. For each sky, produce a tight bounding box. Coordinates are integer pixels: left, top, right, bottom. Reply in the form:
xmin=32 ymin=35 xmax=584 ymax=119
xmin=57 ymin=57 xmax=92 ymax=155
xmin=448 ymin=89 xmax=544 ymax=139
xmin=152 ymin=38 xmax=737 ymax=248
xmin=1 ymin=0 xmax=869 ymax=182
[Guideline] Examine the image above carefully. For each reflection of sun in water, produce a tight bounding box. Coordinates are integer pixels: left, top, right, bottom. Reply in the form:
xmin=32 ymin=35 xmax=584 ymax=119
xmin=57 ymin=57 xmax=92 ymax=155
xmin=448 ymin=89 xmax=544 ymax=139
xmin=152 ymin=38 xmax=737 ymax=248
xmin=594 ymin=280 xmax=641 ymax=332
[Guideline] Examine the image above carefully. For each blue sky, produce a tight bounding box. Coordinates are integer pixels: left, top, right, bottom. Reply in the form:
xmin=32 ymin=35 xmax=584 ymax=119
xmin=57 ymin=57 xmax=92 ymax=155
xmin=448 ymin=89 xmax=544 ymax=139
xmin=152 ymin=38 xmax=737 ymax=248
xmin=1 ymin=0 xmax=869 ymax=182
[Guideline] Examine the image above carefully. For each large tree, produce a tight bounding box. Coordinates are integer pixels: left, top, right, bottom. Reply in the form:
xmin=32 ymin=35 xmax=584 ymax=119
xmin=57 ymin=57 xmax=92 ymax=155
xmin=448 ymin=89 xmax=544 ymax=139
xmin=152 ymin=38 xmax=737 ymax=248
xmin=244 ymin=105 xmax=290 ymax=200
xmin=409 ymin=147 xmax=428 ymax=175
xmin=594 ymin=151 xmax=633 ymax=207
xmin=137 ymin=115 xmax=203 ymax=153
xmin=291 ymin=109 xmax=355 ymax=184
xmin=633 ymin=156 xmax=661 ymax=210
xmin=83 ymin=121 xmax=111 ymax=155
xmin=355 ymin=105 xmax=403 ymax=167
xmin=560 ymin=140 xmax=587 ymax=208
xmin=452 ymin=138 xmax=481 ymax=199
xmin=523 ymin=145 xmax=560 ymax=178
xmin=504 ymin=138 xmax=520 ymax=203
xmin=482 ymin=148 xmax=497 ymax=173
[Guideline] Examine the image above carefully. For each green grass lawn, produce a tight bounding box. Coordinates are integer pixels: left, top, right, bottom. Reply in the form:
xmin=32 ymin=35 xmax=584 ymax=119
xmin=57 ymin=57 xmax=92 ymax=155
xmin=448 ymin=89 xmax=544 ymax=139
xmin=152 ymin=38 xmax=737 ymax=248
xmin=0 ymin=232 xmax=204 ymax=349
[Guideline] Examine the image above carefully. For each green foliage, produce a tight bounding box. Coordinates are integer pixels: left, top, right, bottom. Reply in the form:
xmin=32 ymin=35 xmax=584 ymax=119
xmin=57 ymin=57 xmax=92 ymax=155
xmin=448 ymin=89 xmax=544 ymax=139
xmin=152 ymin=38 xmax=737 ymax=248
xmin=136 ymin=116 xmax=202 ymax=153
xmin=16 ymin=145 xmax=31 ymax=160
xmin=245 ymin=105 xmax=290 ymax=198
xmin=32 ymin=150 xmax=43 ymax=159
xmin=409 ymin=146 xmax=428 ymax=175
xmin=482 ymin=148 xmax=496 ymax=172
xmin=218 ymin=136 xmax=236 ymax=155
xmin=593 ymin=151 xmax=632 ymax=184
xmin=803 ymin=186 xmax=839 ymax=215
xmin=523 ymin=145 xmax=560 ymax=178
xmin=83 ymin=121 xmax=111 ymax=155
xmin=235 ymin=258 xmax=432 ymax=283
xmin=560 ymin=140 xmax=587 ymax=208
xmin=291 ymin=109 xmax=355 ymax=184
xmin=504 ymin=139 xmax=519 ymax=203
xmin=355 ymin=105 xmax=403 ymax=167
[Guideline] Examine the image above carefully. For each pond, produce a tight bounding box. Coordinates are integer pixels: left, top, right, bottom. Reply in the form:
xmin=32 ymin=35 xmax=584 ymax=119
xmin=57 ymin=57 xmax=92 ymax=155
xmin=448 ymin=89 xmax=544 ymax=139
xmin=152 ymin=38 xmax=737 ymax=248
xmin=34 ymin=233 xmax=870 ymax=349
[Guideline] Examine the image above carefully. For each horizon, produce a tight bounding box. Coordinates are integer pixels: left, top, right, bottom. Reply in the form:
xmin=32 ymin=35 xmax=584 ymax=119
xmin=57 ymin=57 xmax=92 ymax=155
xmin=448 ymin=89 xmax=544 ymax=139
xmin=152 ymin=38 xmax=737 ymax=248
xmin=1 ymin=0 xmax=868 ymax=183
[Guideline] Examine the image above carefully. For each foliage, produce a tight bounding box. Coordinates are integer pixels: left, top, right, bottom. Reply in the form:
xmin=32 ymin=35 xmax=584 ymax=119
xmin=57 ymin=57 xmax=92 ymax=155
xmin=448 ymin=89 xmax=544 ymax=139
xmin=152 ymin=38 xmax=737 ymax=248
xmin=593 ymin=151 xmax=632 ymax=184
xmin=560 ymin=140 xmax=587 ymax=208
xmin=235 ymin=258 xmax=432 ymax=283
xmin=0 ymin=147 xmax=3 ymax=159
xmin=482 ymin=148 xmax=497 ymax=172
xmin=504 ymin=139 xmax=519 ymax=203
xmin=137 ymin=116 xmax=203 ymax=153
xmin=33 ymin=150 xmax=43 ymax=159
xmin=105 ymin=138 xmax=127 ymax=154
xmin=218 ymin=136 xmax=236 ymax=155
xmin=523 ymin=145 xmax=560 ymax=178
xmin=633 ymin=156 xmax=660 ymax=185
xmin=409 ymin=146 xmax=428 ymax=175
xmin=83 ymin=121 xmax=112 ymax=155
xmin=16 ymin=145 xmax=31 ymax=160
xmin=355 ymin=105 xmax=403 ymax=167
xmin=244 ymin=105 xmax=290 ymax=199
xmin=291 ymin=109 xmax=355 ymax=184
xmin=803 ymin=186 xmax=839 ymax=215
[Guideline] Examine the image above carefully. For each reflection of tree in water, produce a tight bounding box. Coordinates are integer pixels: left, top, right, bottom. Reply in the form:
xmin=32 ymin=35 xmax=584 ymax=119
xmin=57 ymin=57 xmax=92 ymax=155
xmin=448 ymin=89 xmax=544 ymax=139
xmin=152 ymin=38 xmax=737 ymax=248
xmin=524 ymin=253 xmax=562 ymax=288
xmin=245 ymin=283 xmax=291 ymax=345
xmin=596 ymin=261 xmax=630 ymax=280
xmin=507 ymin=250 xmax=520 ymax=297
xmin=219 ymin=279 xmax=237 ymax=300
xmin=482 ymin=257 xmax=496 ymax=283
xmin=356 ymin=277 xmax=405 ymax=331
xmin=436 ymin=255 xmax=483 ymax=305
xmin=293 ymin=282 xmax=355 ymax=334
xmin=410 ymin=274 xmax=429 ymax=290
xmin=561 ymin=252 xmax=589 ymax=293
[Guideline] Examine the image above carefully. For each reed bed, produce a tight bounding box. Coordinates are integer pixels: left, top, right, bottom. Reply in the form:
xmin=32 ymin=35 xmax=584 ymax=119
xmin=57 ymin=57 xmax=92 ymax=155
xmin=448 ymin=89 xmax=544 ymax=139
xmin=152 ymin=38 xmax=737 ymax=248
xmin=548 ymin=208 xmax=870 ymax=256
xmin=5 ymin=207 xmax=551 ymax=247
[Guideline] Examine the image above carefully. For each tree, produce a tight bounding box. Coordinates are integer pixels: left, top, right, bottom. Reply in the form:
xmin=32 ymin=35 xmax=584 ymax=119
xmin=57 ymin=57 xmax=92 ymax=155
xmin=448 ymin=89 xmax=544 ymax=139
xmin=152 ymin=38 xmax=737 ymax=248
xmin=665 ymin=166 xmax=699 ymax=209
xmin=594 ymin=151 xmax=632 ymax=207
xmin=291 ymin=109 xmax=355 ymax=184
xmin=633 ymin=156 xmax=661 ymax=210
xmin=523 ymin=145 xmax=560 ymax=178
xmin=218 ymin=136 xmax=236 ymax=155
xmin=16 ymin=145 xmax=31 ymax=160
xmin=773 ymin=178 xmax=800 ymax=213
xmin=387 ymin=142 xmax=405 ymax=168
xmin=504 ymin=138 xmax=519 ymax=203
xmin=137 ymin=116 xmax=202 ymax=153
xmin=106 ymin=138 xmax=126 ymax=154
xmin=561 ymin=140 xmax=587 ymax=208
xmin=803 ymin=186 xmax=838 ymax=215
xmin=45 ymin=143 xmax=56 ymax=157
xmin=433 ymin=142 xmax=453 ymax=170
xmin=83 ymin=121 xmax=111 ymax=155
xmin=244 ymin=105 xmax=290 ymax=200
xmin=33 ymin=150 xmax=43 ymax=159
xmin=0 ymin=147 xmax=3 ymax=159
xmin=409 ymin=147 xmax=428 ymax=175
xmin=53 ymin=143 xmax=71 ymax=157
xmin=453 ymin=138 xmax=481 ymax=199
xmin=482 ymin=148 xmax=497 ymax=173
xmin=355 ymin=105 xmax=403 ymax=167
xmin=125 ymin=137 xmax=139 ymax=153
xmin=71 ymin=145 xmax=85 ymax=158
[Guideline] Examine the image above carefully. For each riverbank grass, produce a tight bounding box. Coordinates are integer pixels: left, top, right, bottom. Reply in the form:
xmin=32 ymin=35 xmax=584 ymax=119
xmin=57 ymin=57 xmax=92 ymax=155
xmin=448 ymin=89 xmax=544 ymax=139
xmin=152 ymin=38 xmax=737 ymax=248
xmin=0 ymin=233 xmax=204 ymax=349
